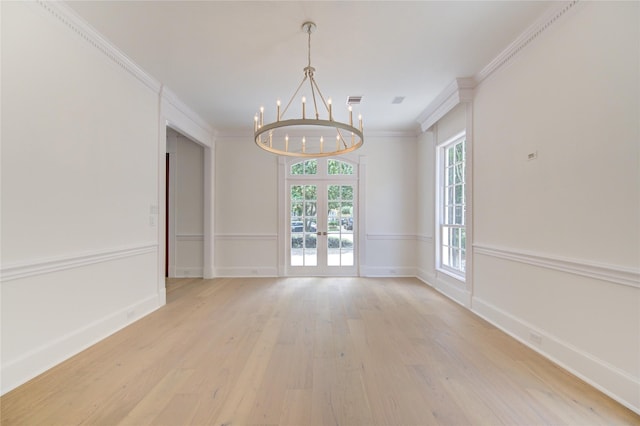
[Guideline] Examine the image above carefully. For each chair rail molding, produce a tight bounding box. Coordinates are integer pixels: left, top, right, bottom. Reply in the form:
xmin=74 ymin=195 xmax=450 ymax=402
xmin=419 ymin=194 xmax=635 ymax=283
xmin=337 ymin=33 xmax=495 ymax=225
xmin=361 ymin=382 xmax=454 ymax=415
xmin=215 ymin=234 xmax=278 ymax=241
xmin=176 ymin=234 xmax=205 ymax=242
xmin=366 ymin=233 xmax=418 ymax=241
xmin=1 ymin=243 xmax=158 ymax=283
xmin=473 ymin=244 xmax=640 ymax=289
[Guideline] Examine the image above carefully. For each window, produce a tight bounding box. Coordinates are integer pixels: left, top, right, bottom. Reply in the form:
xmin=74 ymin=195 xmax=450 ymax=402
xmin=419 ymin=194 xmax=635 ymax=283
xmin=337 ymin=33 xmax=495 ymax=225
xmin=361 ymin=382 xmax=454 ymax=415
xmin=327 ymin=159 xmax=354 ymax=175
xmin=290 ymin=160 xmax=317 ymax=175
xmin=438 ymin=134 xmax=466 ymax=278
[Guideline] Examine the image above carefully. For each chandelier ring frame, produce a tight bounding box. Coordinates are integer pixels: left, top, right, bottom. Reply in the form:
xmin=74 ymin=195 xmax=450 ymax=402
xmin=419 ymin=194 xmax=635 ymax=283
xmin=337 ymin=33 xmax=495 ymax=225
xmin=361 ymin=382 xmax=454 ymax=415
xmin=254 ymin=119 xmax=363 ymax=158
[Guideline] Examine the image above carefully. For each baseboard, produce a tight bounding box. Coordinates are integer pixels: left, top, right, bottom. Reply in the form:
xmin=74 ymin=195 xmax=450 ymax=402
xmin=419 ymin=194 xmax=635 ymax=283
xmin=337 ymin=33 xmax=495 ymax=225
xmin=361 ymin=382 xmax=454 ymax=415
xmin=1 ymin=294 xmax=162 ymax=395
xmin=432 ymin=274 xmax=472 ymax=308
xmin=213 ymin=267 xmax=279 ymax=277
xmin=173 ymin=267 xmax=204 ymax=278
xmin=472 ymin=297 xmax=640 ymax=415
xmin=359 ymin=266 xmax=416 ymax=277
xmin=416 ymin=268 xmax=436 ymax=287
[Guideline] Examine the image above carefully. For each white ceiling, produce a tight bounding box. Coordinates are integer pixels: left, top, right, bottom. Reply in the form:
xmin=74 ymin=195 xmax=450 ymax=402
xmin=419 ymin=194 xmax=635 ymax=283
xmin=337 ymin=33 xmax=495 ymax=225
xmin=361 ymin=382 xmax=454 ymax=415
xmin=66 ymin=1 xmax=553 ymax=134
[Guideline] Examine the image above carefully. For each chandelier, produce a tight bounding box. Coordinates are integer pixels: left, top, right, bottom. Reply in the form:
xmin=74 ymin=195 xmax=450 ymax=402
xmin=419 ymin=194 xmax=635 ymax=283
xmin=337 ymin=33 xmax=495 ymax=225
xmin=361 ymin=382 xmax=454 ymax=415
xmin=254 ymin=21 xmax=364 ymax=157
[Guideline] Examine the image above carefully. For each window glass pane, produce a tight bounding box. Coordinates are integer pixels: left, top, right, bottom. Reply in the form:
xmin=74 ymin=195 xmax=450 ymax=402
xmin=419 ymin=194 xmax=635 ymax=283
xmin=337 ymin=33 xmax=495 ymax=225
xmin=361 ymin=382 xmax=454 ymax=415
xmin=304 ymin=234 xmax=317 ymax=249
xmin=304 ymin=185 xmax=317 ymax=200
xmin=447 ymin=146 xmax=454 ymax=166
xmin=291 ymin=185 xmax=303 ymax=200
xmin=451 ymin=248 xmax=459 ymax=269
xmin=455 ymin=163 xmax=464 ymax=184
xmin=305 ymin=218 xmax=317 ymax=233
xmin=328 ymin=159 xmax=354 ymax=175
xmin=304 ymin=201 xmax=316 ymax=216
xmin=447 ymin=166 xmax=454 ymax=185
xmin=446 ymin=206 xmax=454 ymax=224
xmin=447 ymin=186 xmax=454 ymax=205
xmin=328 ymin=185 xmax=340 ymax=201
xmin=291 ymin=201 xmax=303 ymax=217
xmin=328 ymin=201 xmax=340 ymax=212
xmin=291 ymin=162 xmax=304 ymax=175
xmin=452 ymin=228 xmax=459 ymax=247
xmin=290 ymin=160 xmax=317 ymax=175
xmin=304 ymin=160 xmax=317 ymax=175
xmin=455 ymin=184 xmax=463 ymax=204
xmin=455 ymin=206 xmax=463 ymax=225
xmin=341 ymin=202 xmax=353 ymax=218
xmin=455 ymin=142 xmax=463 ymax=162
xmin=341 ymin=186 xmax=353 ymax=200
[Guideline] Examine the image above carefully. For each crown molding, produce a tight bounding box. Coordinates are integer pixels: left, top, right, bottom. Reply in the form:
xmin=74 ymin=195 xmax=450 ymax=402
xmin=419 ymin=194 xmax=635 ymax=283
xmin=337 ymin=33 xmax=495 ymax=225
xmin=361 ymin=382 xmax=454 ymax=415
xmin=36 ymin=1 xmax=161 ymax=93
xmin=416 ymin=1 xmax=580 ymax=134
xmin=474 ymin=0 xmax=581 ymax=84
xmin=416 ymin=78 xmax=475 ymax=133
xmin=161 ymin=86 xmax=215 ymax=137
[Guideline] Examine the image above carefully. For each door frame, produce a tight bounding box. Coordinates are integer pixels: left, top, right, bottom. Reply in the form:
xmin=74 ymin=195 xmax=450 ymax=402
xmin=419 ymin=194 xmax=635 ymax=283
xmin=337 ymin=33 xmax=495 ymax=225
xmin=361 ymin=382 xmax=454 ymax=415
xmin=278 ymin=155 xmax=366 ymax=277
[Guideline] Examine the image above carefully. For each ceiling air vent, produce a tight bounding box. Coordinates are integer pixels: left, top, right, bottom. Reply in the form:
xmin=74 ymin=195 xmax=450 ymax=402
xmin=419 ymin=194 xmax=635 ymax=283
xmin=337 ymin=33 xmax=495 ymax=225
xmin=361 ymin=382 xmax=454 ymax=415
xmin=346 ymin=95 xmax=362 ymax=105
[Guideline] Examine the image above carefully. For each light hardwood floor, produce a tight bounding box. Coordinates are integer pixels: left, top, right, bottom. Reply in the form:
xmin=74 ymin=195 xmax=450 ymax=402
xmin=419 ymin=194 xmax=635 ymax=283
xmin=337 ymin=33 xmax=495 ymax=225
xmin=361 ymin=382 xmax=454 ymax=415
xmin=2 ymin=277 xmax=638 ymax=425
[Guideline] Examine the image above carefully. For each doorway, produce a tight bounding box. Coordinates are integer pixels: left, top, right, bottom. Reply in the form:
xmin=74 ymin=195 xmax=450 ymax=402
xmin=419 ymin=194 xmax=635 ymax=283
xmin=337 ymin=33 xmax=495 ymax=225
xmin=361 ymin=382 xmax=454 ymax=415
xmin=285 ymin=158 xmax=358 ymax=276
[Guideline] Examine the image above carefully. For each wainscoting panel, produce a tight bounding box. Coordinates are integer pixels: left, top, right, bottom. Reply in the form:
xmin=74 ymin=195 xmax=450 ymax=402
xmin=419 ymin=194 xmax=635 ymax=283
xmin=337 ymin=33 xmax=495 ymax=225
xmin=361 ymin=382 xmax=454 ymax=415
xmin=1 ymin=249 xmax=161 ymax=395
xmin=214 ymin=234 xmax=278 ymax=277
xmin=472 ymin=246 xmax=640 ymax=414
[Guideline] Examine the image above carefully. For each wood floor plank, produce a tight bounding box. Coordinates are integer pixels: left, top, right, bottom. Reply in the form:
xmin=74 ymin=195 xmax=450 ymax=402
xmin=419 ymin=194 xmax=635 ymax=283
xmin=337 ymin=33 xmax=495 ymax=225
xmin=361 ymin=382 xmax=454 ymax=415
xmin=1 ymin=277 xmax=638 ymax=425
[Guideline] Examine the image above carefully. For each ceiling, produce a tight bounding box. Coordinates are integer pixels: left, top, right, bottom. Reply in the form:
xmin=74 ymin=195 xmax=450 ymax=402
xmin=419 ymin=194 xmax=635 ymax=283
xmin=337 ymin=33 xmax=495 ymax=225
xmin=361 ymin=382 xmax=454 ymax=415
xmin=66 ymin=1 xmax=553 ymax=134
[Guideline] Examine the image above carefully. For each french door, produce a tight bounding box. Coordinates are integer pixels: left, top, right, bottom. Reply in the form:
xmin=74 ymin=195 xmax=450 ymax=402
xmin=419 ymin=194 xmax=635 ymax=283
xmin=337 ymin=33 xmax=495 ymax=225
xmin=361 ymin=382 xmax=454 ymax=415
xmin=287 ymin=173 xmax=357 ymax=276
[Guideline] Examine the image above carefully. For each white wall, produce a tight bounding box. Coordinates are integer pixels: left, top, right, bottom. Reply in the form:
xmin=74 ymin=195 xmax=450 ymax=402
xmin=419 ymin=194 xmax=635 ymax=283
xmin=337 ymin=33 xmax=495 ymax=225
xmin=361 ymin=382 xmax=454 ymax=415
xmin=471 ymin=2 xmax=639 ymax=412
xmin=416 ymin=104 xmax=471 ymax=305
xmin=361 ymin=134 xmax=418 ymax=276
xmin=167 ymin=129 xmax=205 ymax=277
xmin=214 ymin=135 xmax=279 ymax=276
xmin=0 ymin=2 xmax=163 ymax=393
xmin=416 ymin=130 xmax=436 ymax=281
xmin=214 ymin=132 xmax=418 ymax=277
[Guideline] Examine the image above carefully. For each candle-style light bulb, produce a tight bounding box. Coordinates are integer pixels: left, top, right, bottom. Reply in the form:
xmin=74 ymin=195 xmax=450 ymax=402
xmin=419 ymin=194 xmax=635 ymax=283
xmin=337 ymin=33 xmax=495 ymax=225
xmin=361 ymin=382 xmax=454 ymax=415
xmin=302 ymin=136 xmax=306 ymax=153
xmin=276 ymin=99 xmax=281 ymax=121
xmin=302 ymin=96 xmax=306 ymax=119
xmin=320 ymin=136 xmax=324 ymax=153
xmin=349 ymin=105 xmax=353 ymax=126
xmin=285 ymin=134 xmax=289 ymax=152
xmin=336 ymin=134 xmax=340 ymax=150
xmin=254 ymin=114 xmax=258 ymax=131
xmin=358 ymin=114 xmax=363 ymax=131
xmin=328 ymin=98 xmax=333 ymax=121
xmin=260 ymin=106 xmax=264 ymax=126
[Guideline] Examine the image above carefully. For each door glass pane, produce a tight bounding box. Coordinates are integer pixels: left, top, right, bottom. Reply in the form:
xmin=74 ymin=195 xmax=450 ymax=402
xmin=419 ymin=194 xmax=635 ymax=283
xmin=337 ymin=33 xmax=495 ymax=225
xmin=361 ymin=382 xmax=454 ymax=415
xmin=290 ymin=184 xmax=317 ymax=266
xmin=327 ymin=184 xmax=354 ymax=266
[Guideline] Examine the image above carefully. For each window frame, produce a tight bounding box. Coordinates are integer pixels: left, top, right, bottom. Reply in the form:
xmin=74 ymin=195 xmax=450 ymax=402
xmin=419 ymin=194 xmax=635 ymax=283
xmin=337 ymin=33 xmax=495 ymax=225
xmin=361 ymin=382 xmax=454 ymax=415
xmin=436 ymin=132 xmax=467 ymax=281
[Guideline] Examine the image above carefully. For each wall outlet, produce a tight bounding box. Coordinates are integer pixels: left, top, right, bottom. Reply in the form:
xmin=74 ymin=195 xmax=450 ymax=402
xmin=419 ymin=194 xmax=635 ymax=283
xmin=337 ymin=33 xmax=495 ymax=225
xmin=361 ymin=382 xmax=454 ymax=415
xmin=529 ymin=331 xmax=542 ymax=345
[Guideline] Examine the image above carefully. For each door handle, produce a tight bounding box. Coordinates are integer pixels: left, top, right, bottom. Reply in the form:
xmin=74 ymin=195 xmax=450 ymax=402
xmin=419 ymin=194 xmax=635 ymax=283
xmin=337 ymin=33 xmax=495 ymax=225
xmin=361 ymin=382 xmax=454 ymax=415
xmin=316 ymin=231 xmax=327 ymax=236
